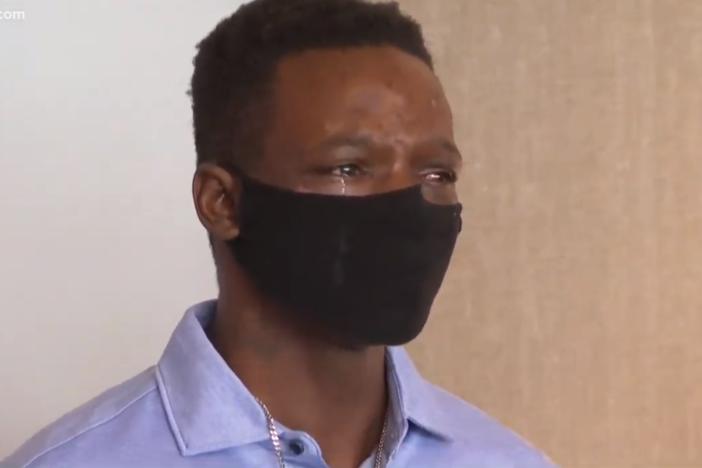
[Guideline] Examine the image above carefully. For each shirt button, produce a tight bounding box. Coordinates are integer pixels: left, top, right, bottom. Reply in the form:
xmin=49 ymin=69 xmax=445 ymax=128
xmin=288 ymin=439 xmax=305 ymax=456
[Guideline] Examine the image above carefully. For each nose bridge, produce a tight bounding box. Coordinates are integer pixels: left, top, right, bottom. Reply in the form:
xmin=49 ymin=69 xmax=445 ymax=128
xmin=382 ymin=158 xmax=416 ymax=191
xmin=373 ymin=141 xmax=416 ymax=190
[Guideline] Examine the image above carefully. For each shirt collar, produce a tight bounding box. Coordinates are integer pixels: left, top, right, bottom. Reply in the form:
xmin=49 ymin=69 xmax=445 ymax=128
xmin=157 ymin=300 xmax=457 ymax=456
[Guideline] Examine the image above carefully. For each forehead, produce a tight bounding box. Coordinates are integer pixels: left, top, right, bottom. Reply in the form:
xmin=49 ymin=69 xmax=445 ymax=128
xmin=264 ymin=46 xmax=453 ymax=152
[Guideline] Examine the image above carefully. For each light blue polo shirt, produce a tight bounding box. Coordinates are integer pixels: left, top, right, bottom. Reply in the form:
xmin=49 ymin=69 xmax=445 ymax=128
xmin=1 ymin=301 xmax=557 ymax=468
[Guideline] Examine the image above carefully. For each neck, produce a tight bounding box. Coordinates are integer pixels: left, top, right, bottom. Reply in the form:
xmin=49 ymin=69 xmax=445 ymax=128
xmin=211 ymin=289 xmax=388 ymax=468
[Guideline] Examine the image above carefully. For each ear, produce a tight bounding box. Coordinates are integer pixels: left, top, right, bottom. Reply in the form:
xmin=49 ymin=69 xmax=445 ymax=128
xmin=192 ymin=162 xmax=241 ymax=241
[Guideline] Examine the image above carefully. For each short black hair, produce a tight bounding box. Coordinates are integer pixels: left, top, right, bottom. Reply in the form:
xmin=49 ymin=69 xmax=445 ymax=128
xmin=189 ymin=0 xmax=433 ymax=169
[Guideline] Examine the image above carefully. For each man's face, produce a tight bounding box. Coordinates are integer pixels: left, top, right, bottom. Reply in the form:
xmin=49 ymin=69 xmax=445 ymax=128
xmin=252 ymin=46 xmax=461 ymax=204
xmin=193 ymin=45 xmax=461 ymax=249
xmin=194 ymin=45 xmax=463 ymax=345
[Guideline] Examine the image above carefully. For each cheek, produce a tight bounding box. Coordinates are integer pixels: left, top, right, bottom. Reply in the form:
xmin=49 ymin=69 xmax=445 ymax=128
xmin=421 ymin=184 xmax=459 ymax=205
xmin=295 ymin=178 xmax=375 ymax=196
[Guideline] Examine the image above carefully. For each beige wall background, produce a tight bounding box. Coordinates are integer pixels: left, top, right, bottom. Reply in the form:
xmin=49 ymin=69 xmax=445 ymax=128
xmin=401 ymin=1 xmax=702 ymax=467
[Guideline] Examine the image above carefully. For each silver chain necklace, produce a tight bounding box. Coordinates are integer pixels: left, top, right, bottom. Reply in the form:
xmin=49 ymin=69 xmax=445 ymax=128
xmin=255 ymin=397 xmax=390 ymax=468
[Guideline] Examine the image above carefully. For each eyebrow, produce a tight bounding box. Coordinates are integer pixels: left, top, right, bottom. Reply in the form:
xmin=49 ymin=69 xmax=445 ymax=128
xmin=312 ymin=134 xmax=374 ymax=151
xmin=312 ymin=133 xmax=461 ymax=158
xmin=426 ymin=135 xmax=461 ymax=158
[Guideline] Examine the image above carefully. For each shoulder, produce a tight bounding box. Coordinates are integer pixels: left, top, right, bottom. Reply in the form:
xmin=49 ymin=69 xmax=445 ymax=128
xmin=0 ymin=368 xmax=166 ymax=468
xmin=423 ymin=382 xmax=559 ymax=467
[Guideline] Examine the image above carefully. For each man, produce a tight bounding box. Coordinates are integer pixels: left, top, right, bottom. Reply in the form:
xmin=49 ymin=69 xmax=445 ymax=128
xmin=1 ymin=0 xmax=556 ymax=467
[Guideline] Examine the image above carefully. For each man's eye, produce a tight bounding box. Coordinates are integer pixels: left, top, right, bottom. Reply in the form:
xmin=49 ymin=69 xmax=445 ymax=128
xmin=331 ymin=163 xmax=364 ymax=178
xmin=423 ymin=170 xmax=457 ymax=184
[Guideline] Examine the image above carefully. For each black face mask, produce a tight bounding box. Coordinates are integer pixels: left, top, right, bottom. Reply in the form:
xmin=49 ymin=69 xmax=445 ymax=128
xmin=224 ymin=165 xmax=462 ymax=347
